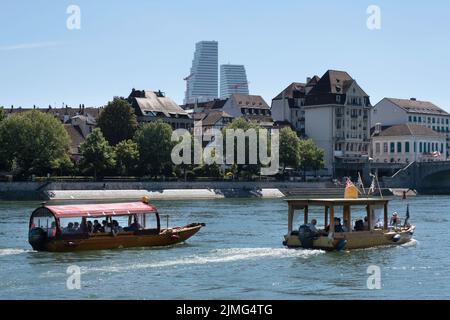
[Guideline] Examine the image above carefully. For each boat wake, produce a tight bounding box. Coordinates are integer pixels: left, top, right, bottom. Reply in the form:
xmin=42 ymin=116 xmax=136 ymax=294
xmin=0 ymin=248 xmax=31 ymax=257
xmin=87 ymin=247 xmax=325 ymax=274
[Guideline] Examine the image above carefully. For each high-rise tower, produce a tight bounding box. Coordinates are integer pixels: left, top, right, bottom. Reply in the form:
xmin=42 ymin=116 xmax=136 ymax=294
xmin=220 ymin=64 xmax=249 ymax=99
xmin=184 ymin=41 xmax=219 ymax=104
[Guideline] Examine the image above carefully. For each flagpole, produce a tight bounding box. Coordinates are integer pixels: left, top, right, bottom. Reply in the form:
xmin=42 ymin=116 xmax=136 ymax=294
xmin=358 ymin=172 xmax=366 ymax=195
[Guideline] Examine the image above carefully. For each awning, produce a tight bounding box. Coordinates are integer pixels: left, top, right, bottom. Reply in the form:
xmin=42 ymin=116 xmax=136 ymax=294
xmin=45 ymin=202 xmax=157 ymax=219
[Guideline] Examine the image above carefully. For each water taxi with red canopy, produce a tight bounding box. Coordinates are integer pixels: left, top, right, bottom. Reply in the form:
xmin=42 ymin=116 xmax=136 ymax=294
xmin=283 ymin=197 xmax=415 ymax=251
xmin=28 ymin=198 xmax=205 ymax=252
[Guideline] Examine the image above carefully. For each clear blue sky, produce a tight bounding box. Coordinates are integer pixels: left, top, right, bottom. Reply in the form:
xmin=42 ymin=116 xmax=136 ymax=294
xmin=1 ymin=0 xmax=449 ymax=110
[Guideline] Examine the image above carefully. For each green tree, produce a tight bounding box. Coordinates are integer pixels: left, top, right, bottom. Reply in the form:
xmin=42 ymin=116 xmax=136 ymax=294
xmin=115 ymin=140 xmax=139 ymax=176
xmin=97 ymin=98 xmax=138 ymax=146
xmin=134 ymin=120 xmax=174 ymax=177
xmin=0 ymin=110 xmax=70 ymax=176
xmin=80 ymin=128 xmax=116 ymax=180
xmin=298 ymin=139 xmax=325 ymax=178
xmin=223 ymin=118 xmax=262 ymax=180
xmin=0 ymin=106 xmax=6 ymax=122
xmin=279 ymin=127 xmax=301 ymax=174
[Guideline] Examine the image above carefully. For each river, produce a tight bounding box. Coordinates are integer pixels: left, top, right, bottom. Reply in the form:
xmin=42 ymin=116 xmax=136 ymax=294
xmin=0 ymin=196 xmax=449 ymax=300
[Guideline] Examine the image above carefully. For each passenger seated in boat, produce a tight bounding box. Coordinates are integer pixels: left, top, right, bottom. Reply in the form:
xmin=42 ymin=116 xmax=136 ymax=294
xmin=112 ymin=220 xmax=122 ymax=233
xmin=124 ymin=218 xmax=142 ymax=232
xmin=64 ymin=222 xmax=75 ymax=233
xmin=87 ymin=221 xmax=94 ymax=234
xmin=101 ymin=220 xmax=112 ymax=233
xmin=363 ymin=217 xmax=369 ymax=230
xmin=305 ymin=219 xmax=319 ymax=235
xmin=47 ymin=222 xmax=57 ymax=238
xmin=93 ymin=220 xmax=102 ymax=233
xmin=335 ymin=218 xmax=345 ymax=233
xmin=354 ymin=219 xmax=364 ymax=231
xmin=73 ymin=222 xmax=80 ymax=232
xmin=342 ymin=220 xmax=349 ymax=232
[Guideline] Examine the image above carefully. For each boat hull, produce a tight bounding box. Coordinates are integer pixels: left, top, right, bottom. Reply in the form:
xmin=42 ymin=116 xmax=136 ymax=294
xmin=284 ymin=227 xmax=415 ymax=251
xmin=33 ymin=224 xmax=204 ymax=252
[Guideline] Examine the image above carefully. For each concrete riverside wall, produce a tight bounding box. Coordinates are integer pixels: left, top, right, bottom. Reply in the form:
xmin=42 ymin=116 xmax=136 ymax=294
xmin=0 ymin=181 xmax=338 ymax=201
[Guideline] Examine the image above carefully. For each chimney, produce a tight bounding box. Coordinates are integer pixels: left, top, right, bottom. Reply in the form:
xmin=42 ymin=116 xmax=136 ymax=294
xmin=410 ymin=98 xmax=417 ymax=101
xmin=306 ymin=77 xmax=311 ymax=83
xmin=374 ymin=123 xmax=382 ymax=135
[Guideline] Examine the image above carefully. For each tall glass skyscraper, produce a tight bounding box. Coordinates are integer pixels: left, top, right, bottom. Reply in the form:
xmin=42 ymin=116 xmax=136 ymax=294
xmin=184 ymin=41 xmax=219 ymax=104
xmin=220 ymin=64 xmax=249 ymax=99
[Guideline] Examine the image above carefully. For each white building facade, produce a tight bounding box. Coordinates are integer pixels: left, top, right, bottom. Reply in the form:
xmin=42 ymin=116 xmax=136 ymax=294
xmin=184 ymin=41 xmax=219 ymax=104
xmin=371 ymin=124 xmax=446 ymax=163
xmin=303 ymin=70 xmax=372 ymax=175
xmin=372 ymin=98 xmax=450 ymax=158
xmin=220 ymin=64 xmax=249 ymax=99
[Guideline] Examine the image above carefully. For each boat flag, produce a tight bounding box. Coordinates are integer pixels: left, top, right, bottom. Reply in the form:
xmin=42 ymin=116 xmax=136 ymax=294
xmin=404 ymin=204 xmax=410 ymax=227
xmin=357 ymin=172 xmax=366 ymax=195
xmin=368 ymin=177 xmax=376 ymax=195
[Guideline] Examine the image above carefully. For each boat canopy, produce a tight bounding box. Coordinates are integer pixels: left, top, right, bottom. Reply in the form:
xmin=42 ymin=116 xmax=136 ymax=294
xmin=286 ymin=198 xmax=389 ymax=209
xmin=44 ymin=202 xmax=157 ymax=219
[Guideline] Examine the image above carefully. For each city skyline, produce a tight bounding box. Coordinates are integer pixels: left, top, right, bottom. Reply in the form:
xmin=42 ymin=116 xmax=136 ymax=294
xmin=1 ymin=1 xmax=450 ymax=111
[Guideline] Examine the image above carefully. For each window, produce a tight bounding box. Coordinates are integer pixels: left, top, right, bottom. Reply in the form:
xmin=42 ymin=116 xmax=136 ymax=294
xmin=413 ymin=116 xmax=417 ymax=122
xmin=442 ymin=143 xmax=444 ymax=153
xmin=390 ymin=142 xmax=395 ymax=153
xmin=409 ymin=116 xmax=412 ymax=122
xmin=405 ymin=142 xmax=410 ymax=153
xmin=419 ymin=142 xmax=423 ymax=153
xmin=397 ymin=142 xmax=402 ymax=153
xmin=447 ymin=119 xmax=449 ymax=125
xmin=383 ymin=143 xmax=388 ymax=153
xmin=414 ymin=142 xmax=417 ymax=153
xmin=375 ymin=143 xmax=381 ymax=154
xmin=336 ymin=95 xmax=341 ymax=103
xmin=433 ymin=118 xmax=436 ymax=124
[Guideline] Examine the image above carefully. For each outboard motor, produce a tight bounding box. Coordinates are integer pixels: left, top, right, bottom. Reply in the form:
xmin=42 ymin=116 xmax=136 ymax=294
xmin=29 ymin=228 xmax=47 ymax=251
xmin=298 ymin=225 xmax=315 ymax=249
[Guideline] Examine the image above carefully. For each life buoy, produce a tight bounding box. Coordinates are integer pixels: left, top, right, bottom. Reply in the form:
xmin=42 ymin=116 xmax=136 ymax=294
xmin=392 ymin=234 xmax=401 ymax=242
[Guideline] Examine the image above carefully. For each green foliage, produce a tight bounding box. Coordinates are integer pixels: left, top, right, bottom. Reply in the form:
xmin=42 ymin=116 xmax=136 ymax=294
xmin=97 ymin=98 xmax=138 ymax=146
xmin=0 ymin=106 xmax=6 ymax=123
xmin=222 ymin=117 xmax=262 ymax=178
xmin=134 ymin=120 xmax=175 ymax=177
xmin=0 ymin=110 xmax=70 ymax=176
xmin=298 ymin=139 xmax=325 ymax=174
xmin=279 ymin=127 xmax=301 ymax=172
xmin=79 ymin=128 xmax=116 ymax=180
xmin=115 ymin=140 xmax=139 ymax=176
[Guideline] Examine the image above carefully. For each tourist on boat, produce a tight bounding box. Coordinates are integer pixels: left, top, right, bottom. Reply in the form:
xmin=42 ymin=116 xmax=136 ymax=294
xmin=335 ymin=218 xmax=345 ymax=233
xmin=128 ymin=218 xmax=142 ymax=231
xmin=93 ymin=220 xmax=102 ymax=233
xmin=390 ymin=212 xmax=401 ymax=227
xmin=305 ymin=219 xmax=319 ymax=234
xmin=363 ymin=217 xmax=369 ymax=230
xmin=74 ymin=222 xmax=80 ymax=231
xmin=64 ymin=222 xmax=75 ymax=233
xmin=112 ymin=220 xmax=122 ymax=233
xmin=47 ymin=222 xmax=57 ymax=238
xmin=101 ymin=220 xmax=112 ymax=233
xmin=87 ymin=221 xmax=94 ymax=234
xmin=342 ymin=220 xmax=349 ymax=232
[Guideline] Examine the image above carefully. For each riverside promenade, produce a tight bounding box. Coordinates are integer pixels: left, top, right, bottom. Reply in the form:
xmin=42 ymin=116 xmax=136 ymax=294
xmin=0 ymin=181 xmax=347 ymax=201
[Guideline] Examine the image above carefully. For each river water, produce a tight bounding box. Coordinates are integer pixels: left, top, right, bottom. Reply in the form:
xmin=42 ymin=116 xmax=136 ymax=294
xmin=0 ymin=196 xmax=449 ymax=300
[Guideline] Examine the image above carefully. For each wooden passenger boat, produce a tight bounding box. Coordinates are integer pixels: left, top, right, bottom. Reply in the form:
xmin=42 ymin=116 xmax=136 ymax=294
xmin=283 ymin=198 xmax=415 ymax=251
xmin=28 ymin=198 xmax=205 ymax=252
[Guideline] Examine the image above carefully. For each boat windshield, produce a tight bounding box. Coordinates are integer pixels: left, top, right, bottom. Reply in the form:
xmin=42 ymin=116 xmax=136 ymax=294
xmin=30 ymin=208 xmax=56 ymax=230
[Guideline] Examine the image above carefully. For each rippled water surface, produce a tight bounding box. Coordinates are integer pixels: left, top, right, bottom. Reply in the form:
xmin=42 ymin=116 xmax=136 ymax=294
xmin=0 ymin=196 xmax=449 ymax=299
